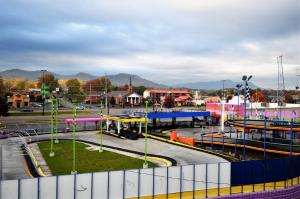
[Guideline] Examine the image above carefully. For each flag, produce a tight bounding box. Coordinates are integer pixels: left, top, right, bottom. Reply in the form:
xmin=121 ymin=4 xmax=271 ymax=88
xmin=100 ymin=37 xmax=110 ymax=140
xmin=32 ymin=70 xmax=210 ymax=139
xmin=245 ymin=82 xmax=250 ymax=101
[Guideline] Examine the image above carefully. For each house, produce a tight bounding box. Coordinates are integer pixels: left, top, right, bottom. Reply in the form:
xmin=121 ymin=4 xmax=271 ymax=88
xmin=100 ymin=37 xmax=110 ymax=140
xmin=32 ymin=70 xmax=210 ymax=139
xmin=175 ymin=95 xmax=193 ymax=106
xmin=7 ymin=93 xmax=30 ymax=109
xmin=107 ymin=91 xmax=142 ymax=106
xmin=143 ymin=89 xmax=191 ymax=105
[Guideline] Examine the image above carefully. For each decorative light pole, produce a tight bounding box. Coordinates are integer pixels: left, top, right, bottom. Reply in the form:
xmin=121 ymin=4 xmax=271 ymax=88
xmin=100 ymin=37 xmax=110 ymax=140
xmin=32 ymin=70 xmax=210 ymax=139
xmin=99 ymin=101 xmax=103 ymax=152
xmin=71 ymin=106 xmax=77 ymax=174
xmin=236 ymin=84 xmax=242 ymax=120
xmin=143 ymin=100 xmax=149 ymax=169
xmin=55 ymin=88 xmax=59 ymax=144
xmin=49 ymin=97 xmax=55 ymax=157
xmin=242 ymin=75 xmax=252 ymax=160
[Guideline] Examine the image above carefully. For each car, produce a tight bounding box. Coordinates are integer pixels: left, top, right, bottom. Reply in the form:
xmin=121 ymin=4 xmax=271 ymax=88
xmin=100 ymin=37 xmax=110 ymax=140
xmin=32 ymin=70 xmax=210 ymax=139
xmin=76 ymin=106 xmax=85 ymax=110
xmin=20 ymin=107 xmax=34 ymax=112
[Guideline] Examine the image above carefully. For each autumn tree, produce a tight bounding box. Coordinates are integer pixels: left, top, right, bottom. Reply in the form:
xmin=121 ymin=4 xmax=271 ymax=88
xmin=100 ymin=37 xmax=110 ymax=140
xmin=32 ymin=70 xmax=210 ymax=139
xmin=37 ymin=73 xmax=59 ymax=93
xmin=0 ymin=76 xmax=8 ymax=116
xmin=83 ymin=77 xmax=112 ymax=94
xmin=251 ymin=91 xmax=266 ymax=102
xmin=66 ymin=79 xmax=85 ymax=102
xmin=163 ymin=95 xmax=175 ymax=108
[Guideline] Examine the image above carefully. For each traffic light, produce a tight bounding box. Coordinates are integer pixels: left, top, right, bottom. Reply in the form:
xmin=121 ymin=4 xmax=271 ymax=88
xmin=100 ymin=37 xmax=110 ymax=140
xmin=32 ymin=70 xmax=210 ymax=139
xmin=41 ymin=83 xmax=49 ymax=95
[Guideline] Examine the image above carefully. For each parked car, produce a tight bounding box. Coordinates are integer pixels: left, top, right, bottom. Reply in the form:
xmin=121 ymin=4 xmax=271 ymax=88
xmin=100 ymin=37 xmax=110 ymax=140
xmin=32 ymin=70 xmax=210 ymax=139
xmin=20 ymin=107 xmax=34 ymax=112
xmin=76 ymin=106 xmax=85 ymax=110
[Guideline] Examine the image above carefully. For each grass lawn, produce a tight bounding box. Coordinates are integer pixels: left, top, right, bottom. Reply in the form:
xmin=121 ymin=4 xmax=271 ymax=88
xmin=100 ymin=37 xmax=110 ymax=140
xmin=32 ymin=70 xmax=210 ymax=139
xmin=38 ymin=140 xmax=158 ymax=175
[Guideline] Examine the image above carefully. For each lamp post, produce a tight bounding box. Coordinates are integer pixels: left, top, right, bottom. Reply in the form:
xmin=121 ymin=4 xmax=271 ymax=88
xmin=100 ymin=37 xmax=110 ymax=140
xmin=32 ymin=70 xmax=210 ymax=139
xmin=143 ymin=100 xmax=149 ymax=169
xmin=49 ymin=97 xmax=55 ymax=157
xmin=41 ymin=70 xmax=47 ymax=116
xmin=55 ymin=88 xmax=59 ymax=144
xmin=242 ymin=75 xmax=252 ymax=160
xmin=220 ymin=80 xmax=226 ymax=133
xmin=71 ymin=106 xmax=77 ymax=174
xmin=236 ymin=84 xmax=242 ymax=120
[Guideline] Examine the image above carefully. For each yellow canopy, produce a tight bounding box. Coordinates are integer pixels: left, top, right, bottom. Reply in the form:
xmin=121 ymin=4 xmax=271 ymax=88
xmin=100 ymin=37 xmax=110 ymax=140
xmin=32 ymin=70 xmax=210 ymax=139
xmin=104 ymin=115 xmax=148 ymax=123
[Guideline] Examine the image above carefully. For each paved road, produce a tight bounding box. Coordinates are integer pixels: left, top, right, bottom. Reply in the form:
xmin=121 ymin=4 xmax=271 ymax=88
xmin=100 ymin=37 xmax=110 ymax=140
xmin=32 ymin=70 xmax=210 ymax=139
xmin=31 ymin=131 xmax=228 ymax=165
xmin=0 ymin=138 xmax=30 ymax=180
xmin=0 ymin=131 xmax=228 ymax=181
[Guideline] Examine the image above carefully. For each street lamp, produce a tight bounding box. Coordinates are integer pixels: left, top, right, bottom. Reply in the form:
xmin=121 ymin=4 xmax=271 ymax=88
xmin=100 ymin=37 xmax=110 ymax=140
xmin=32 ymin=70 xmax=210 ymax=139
xmin=242 ymin=75 xmax=253 ymax=160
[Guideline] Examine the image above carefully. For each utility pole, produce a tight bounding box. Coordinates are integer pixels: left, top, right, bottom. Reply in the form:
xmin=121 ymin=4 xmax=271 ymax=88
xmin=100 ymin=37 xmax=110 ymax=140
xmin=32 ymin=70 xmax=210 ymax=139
xmin=105 ymin=72 xmax=109 ymax=114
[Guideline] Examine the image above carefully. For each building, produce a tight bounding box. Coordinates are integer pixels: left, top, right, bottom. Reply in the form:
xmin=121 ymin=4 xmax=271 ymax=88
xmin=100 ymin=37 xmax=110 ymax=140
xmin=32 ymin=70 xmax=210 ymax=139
xmin=143 ymin=89 xmax=191 ymax=105
xmin=107 ymin=77 xmax=142 ymax=106
xmin=175 ymin=95 xmax=193 ymax=106
xmin=7 ymin=93 xmax=30 ymax=109
xmin=85 ymin=91 xmax=103 ymax=104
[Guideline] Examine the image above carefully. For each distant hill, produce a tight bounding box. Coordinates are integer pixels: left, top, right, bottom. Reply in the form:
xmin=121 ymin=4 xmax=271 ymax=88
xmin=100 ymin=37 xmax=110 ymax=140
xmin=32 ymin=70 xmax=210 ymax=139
xmin=174 ymin=80 xmax=259 ymax=90
xmin=0 ymin=69 xmax=167 ymax=88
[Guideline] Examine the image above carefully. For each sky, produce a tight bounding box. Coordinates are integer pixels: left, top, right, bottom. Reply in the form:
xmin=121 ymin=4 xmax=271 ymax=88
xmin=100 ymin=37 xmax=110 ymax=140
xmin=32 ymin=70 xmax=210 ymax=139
xmin=0 ymin=0 xmax=299 ymax=89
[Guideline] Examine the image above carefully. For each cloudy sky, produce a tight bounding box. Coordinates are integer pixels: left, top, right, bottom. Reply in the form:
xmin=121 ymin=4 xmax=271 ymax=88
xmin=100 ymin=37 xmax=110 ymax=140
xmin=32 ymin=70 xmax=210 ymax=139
xmin=0 ymin=0 xmax=299 ymax=88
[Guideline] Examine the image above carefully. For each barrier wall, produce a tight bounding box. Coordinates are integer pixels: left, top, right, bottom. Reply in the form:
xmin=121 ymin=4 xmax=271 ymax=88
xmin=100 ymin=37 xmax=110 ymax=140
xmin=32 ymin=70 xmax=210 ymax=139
xmin=0 ymin=163 xmax=230 ymax=199
xmin=231 ymin=156 xmax=300 ymax=186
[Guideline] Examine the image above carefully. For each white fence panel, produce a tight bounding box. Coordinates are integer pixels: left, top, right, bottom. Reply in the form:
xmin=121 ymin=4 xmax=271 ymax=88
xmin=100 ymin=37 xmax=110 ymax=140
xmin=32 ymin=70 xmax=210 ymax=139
xmin=40 ymin=176 xmax=56 ymax=199
xmin=76 ymin=173 xmax=92 ymax=199
xmin=109 ymin=171 xmax=123 ymax=199
xmin=154 ymin=167 xmax=167 ymax=195
xmin=93 ymin=172 xmax=108 ymax=199
xmin=182 ymin=165 xmax=194 ymax=192
xmin=195 ymin=164 xmax=206 ymax=190
xmin=125 ymin=169 xmax=139 ymax=198
xmin=168 ymin=166 xmax=180 ymax=194
xmin=58 ymin=175 xmax=74 ymax=199
xmin=1 ymin=179 xmax=18 ymax=199
xmin=140 ymin=168 xmax=153 ymax=197
xmin=207 ymin=163 xmax=218 ymax=189
xmin=220 ymin=162 xmax=231 ymax=188
xmin=20 ymin=178 xmax=38 ymax=199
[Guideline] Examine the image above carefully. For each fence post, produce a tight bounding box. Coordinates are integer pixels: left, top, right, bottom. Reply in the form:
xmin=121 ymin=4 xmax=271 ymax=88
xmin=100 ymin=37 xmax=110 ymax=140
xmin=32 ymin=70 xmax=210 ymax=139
xmin=180 ymin=166 xmax=182 ymax=199
xmin=138 ymin=169 xmax=141 ymax=199
xmin=107 ymin=171 xmax=110 ymax=199
xmin=166 ymin=167 xmax=169 ymax=199
xmin=192 ymin=165 xmax=195 ymax=199
xmin=56 ymin=176 xmax=59 ymax=199
xmin=37 ymin=177 xmax=40 ymax=199
xmin=91 ymin=173 xmax=94 ymax=199
xmin=217 ymin=163 xmax=220 ymax=196
xmin=205 ymin=163 xmax=208 ymax=198
xmin=123 ymin=170 xmax=126 ymax=199
xmin=74 ymin=174 xmax=77 ymax=199
xmin=18 ymin=179 xmax=20 ymax=199
xmin=152 ymin=168 xmax=155 ymax=199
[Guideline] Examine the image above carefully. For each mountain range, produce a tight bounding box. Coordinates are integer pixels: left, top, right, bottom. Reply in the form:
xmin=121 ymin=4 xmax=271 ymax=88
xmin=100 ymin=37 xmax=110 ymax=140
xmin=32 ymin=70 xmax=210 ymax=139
xmin=0 ymin=69 xmax=167 ymax=88
xmin=0 ymin=69 xmax=259 ymax=89
xmin=175 ymin=80 xmax=258 ymax=89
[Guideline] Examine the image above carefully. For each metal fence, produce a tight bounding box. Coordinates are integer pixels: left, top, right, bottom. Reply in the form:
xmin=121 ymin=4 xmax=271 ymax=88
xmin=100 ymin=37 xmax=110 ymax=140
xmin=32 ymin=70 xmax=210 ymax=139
xmin=1 ymin=155 xmax=300 ymax=199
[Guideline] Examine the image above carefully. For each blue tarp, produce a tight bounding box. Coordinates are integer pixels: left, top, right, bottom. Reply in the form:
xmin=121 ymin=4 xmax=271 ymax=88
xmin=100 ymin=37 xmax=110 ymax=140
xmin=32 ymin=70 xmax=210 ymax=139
xmin=147 ymin=111 xmax=210 ymax=119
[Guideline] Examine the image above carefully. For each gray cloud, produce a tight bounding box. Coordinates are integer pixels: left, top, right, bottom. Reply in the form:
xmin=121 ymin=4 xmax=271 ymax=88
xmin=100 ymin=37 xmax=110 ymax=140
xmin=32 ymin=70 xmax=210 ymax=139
xmin=0 ymin=0 xmax=299 ymax=88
